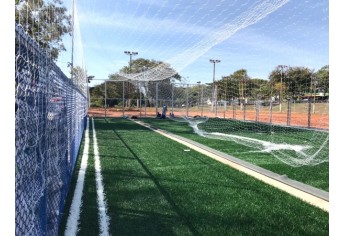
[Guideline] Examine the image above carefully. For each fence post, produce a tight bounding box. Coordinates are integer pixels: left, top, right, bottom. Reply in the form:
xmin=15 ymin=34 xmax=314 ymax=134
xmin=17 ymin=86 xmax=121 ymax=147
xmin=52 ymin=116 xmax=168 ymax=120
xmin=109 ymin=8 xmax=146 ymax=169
xmin=215 ymin=85 xmax=218 ymax=117
xmin=255 ymin=101 xmax=259 ymax=123
xmin=308 ymin=98 xmax=312 ymax=128
xmin=201 ymin=86 xmax=204 ymax=117
xmin=287 ymin=98 xmax=291 ymax=126
xmin=156 ymin=82 xmax=158 ymax=115
xmin=269 ymin=101 xmax=273 ymax=124
xmin=104 ymin=81 xmax=107 ymax=117
xmin=186 ymin=84 xmax=189 ymax=117
xmin=122 ymin=80 xmax=125 ymax=117
xmin=171 ymin=82 xmax=174 ymax=115
xmin=233 ymin=100 xmax=236 ymax=119
xmin=243 ymin=101 xmax=246 ymax=121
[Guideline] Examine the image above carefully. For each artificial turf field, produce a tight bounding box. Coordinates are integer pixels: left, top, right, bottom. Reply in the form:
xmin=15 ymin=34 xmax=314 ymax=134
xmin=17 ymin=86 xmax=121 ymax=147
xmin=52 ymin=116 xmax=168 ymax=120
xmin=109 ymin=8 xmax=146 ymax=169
xmin=59 ymin=118 xmax=328 ymax=235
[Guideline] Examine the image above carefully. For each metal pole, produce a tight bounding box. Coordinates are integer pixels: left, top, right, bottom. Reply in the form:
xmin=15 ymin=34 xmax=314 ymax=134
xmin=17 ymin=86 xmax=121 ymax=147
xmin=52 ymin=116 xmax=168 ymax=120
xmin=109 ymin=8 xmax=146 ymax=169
xmin=210 ymin=59 xmax=220 ymax=112
xmin=269 ymin=101 xmax=273 ymax=124
xmin=255 ymin=101 xmax=259 ymax=122
xmin=287 ymin=98 xmax=291 ymax=126
xmin=201 ymin=86 xmax=204 ymax=117
xmin=186 ymin=84 xmax=189 ymax=117
xmin=156 ymin=82 xmax=158 ymax=115
xmin=233 ymin=100 xmax=236 ymax=119
xmin=243 ymin=101 xmax=246 ymax=121
xmin=278 ymin=65 xmax=287 ymax=113
xmin=171 ymin=82 xmax=174 ymax=114
xmin=104 ymin=81 xmax=107 ymax=117
xmin=308 ymin=98 xmax=311 ymax=128
xmin=139 ymin=82 xmax=142 ymax=117
xmin=122 ymin=80 xmax=125 ymax=117
xmin=215 ymin=85 xmax=218 ymax=117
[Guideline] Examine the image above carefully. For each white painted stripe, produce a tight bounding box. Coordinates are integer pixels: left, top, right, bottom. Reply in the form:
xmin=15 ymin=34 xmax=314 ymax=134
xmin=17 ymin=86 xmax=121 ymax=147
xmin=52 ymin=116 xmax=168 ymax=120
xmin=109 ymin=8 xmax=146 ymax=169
xmin=92 ymin=118 xmax=110 ymax=236
xmin=65 ymin=118 xmax=90 ymax=236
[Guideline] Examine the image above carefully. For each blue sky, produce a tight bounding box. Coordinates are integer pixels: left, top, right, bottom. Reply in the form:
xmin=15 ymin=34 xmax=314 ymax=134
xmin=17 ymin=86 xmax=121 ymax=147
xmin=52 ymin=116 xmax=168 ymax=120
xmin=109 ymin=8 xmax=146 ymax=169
xmin=57 ymin=0 xmax=329 ymax=87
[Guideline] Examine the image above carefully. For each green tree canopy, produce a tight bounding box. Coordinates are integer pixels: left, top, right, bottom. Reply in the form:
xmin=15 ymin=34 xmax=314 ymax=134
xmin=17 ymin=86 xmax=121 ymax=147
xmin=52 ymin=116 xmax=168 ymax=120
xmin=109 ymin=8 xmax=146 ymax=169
xmin=315 ymin=65 xmax=329 ymax=94
xmin=15 ymin=0 xmax=72 ymax=61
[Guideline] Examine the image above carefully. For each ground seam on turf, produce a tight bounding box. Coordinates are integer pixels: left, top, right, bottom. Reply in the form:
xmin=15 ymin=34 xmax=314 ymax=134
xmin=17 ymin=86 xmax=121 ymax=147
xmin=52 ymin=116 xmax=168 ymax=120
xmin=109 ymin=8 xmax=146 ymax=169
xmin=92 ymin=118 xmax=110 ymax=236
xmin=64 ymin=118 xmax=90 ymax=236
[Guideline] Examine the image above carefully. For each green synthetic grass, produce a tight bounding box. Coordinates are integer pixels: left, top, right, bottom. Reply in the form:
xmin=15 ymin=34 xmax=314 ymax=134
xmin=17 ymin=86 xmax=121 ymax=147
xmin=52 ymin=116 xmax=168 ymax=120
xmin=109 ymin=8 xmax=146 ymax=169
xmin=58 ymin=126 xmax=100 ymax=236
xmin=141 ymin=117 xmax=329 ymax=191
xmin=60 ymin=117 xmax=327 ymax=235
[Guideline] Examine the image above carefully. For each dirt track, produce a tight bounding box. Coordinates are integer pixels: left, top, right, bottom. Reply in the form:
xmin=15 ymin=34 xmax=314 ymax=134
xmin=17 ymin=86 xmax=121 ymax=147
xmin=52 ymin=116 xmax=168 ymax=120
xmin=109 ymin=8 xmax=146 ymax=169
xmin=88 ymin=107 xmax=329 ymax=130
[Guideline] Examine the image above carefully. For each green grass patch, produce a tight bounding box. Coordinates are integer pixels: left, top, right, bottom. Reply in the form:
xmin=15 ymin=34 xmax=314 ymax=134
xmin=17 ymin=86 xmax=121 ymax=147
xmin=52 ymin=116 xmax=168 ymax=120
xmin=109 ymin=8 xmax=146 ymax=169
xmin=141 ymin=117 xmax=329 ymax=191
xmin=83 ymin=118 xmax=328 ymax=235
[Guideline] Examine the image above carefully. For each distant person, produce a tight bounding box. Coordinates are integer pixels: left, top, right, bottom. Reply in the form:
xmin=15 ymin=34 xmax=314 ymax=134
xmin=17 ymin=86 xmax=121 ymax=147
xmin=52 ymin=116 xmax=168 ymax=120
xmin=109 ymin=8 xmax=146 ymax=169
xmin=161 ymin=105 xmax=168 ymax=119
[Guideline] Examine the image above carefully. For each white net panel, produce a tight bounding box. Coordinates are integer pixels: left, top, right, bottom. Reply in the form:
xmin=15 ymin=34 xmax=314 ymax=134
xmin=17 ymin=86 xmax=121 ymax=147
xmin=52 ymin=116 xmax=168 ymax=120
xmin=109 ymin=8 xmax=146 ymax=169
xmin=83 ymin=0 xmax=328 ymax=168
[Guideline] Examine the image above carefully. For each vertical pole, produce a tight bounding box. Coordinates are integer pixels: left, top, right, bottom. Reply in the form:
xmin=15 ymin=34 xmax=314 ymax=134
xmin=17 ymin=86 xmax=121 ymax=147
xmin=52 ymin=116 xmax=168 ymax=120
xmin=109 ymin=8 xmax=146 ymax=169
xmin=287 ymin=98 xmax=291 ymax=126
xmin=243 ymin=101 xmax=246 ymax=121
xmin=269 ymin=100 xmax=273 ymax=124
xmin=255 ymin=101 xmax=259 ymax=122
xmin=122 ymin=80 xmax=125 ymax=117
xmin=215 ymin=85 xmax=218 ymax=117
xmin=212 ymin=62 xmax=215 ymax=112
xmin=223 ymin=101 xmax=226 ymax=119
xmin=201 ymin=86 xmax=204 ymax=117
xmin=171 ymin=82 xmax=174 ymax=114
xmin=186 ymin=84 xmax=189 ymax=117
xmin=104 ymin=81 xmax=107 ymax=117
xmin=139 ymin=82 xmax=142 ymax=117
xmin=155 ymin=82 xmax=158 ymax=115
xmin=308 ymin=98 xmax=311 ymax=128
xmin=233 ymin=100 xmax=235 ymax=119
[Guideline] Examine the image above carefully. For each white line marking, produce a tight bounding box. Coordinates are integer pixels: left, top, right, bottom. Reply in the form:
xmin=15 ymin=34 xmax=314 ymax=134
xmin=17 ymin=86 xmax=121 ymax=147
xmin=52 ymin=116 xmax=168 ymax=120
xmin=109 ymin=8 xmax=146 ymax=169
xmin=65 ymin=118 xmax=90 ymax=236
xmin=92 ymin=118 xmax=110 ymax=235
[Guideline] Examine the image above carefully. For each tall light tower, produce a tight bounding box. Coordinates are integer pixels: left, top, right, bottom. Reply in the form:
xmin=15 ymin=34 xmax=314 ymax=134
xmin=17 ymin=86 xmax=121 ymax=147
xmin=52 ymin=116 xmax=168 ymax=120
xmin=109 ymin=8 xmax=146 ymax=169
xmin=210 ymin=59 xmax=221 ymax=112
xmin=124 ymin=51 xmax=138 ymax=108
xmin=124 ymin=51 xmax=138 ymax=73
xmin=277 ymin=65 xmax=288 ymax=112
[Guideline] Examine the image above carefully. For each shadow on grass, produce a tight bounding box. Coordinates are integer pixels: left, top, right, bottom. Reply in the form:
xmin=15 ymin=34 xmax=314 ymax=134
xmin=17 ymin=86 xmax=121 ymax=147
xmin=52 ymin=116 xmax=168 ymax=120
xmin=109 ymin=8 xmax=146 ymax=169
xmin=110 ymin=127 xmax=201 ymax=236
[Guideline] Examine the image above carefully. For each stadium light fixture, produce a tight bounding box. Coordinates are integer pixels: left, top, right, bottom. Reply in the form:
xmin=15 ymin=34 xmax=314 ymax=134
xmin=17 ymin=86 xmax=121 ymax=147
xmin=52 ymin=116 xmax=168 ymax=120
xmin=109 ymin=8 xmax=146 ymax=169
xmin=124 ymin=51 xmax=138 ymax=73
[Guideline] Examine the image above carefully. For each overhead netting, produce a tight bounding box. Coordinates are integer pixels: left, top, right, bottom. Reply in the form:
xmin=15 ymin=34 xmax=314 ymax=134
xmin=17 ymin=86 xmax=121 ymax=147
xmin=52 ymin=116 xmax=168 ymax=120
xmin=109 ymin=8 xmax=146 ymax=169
xmin=83 ymin=0 xmax=328 ymax=168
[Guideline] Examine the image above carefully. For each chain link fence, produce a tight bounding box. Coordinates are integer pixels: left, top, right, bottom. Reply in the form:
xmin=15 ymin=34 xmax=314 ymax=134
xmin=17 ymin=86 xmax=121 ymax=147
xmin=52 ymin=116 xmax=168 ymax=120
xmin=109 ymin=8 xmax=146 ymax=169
xmin=15 ymin=24 xmax=88 ymax=235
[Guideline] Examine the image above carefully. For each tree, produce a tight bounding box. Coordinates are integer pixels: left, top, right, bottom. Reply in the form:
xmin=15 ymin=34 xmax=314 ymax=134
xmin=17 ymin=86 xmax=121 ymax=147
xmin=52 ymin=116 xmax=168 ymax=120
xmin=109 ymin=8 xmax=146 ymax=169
xmin=315 ymin=65 xmax=329 ymax=95
xmin=269 ymin=66 xmax=313 ymax=101
xmin=15 ymin=0 xmax=72 ymax=61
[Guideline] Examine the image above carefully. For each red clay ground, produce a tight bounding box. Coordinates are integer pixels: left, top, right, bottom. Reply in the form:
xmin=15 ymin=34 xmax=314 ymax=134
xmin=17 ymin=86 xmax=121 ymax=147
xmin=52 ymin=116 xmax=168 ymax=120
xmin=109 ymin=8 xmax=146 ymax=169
xmin=88 ymin=107 xmax=329 ymax=130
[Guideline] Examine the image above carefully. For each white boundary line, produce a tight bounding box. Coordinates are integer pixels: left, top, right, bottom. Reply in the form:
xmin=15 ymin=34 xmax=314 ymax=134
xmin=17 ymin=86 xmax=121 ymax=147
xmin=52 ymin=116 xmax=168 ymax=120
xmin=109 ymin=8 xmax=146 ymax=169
xmin=92 ymin=118 xmax=110 ymax=236
xmin=65 ymin=118 xmax=90 ymax=236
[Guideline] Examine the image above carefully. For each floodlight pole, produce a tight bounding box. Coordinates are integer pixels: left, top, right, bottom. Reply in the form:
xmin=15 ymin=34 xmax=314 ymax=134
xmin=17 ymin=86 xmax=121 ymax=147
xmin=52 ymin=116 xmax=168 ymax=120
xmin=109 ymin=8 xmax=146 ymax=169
xmin=210 ymin=59 xmax=221 ymax=113
xmin=278 ymin=65 xmax=288 ymax=113
xmin=124 ymin=51 xmax=138 ymax=108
